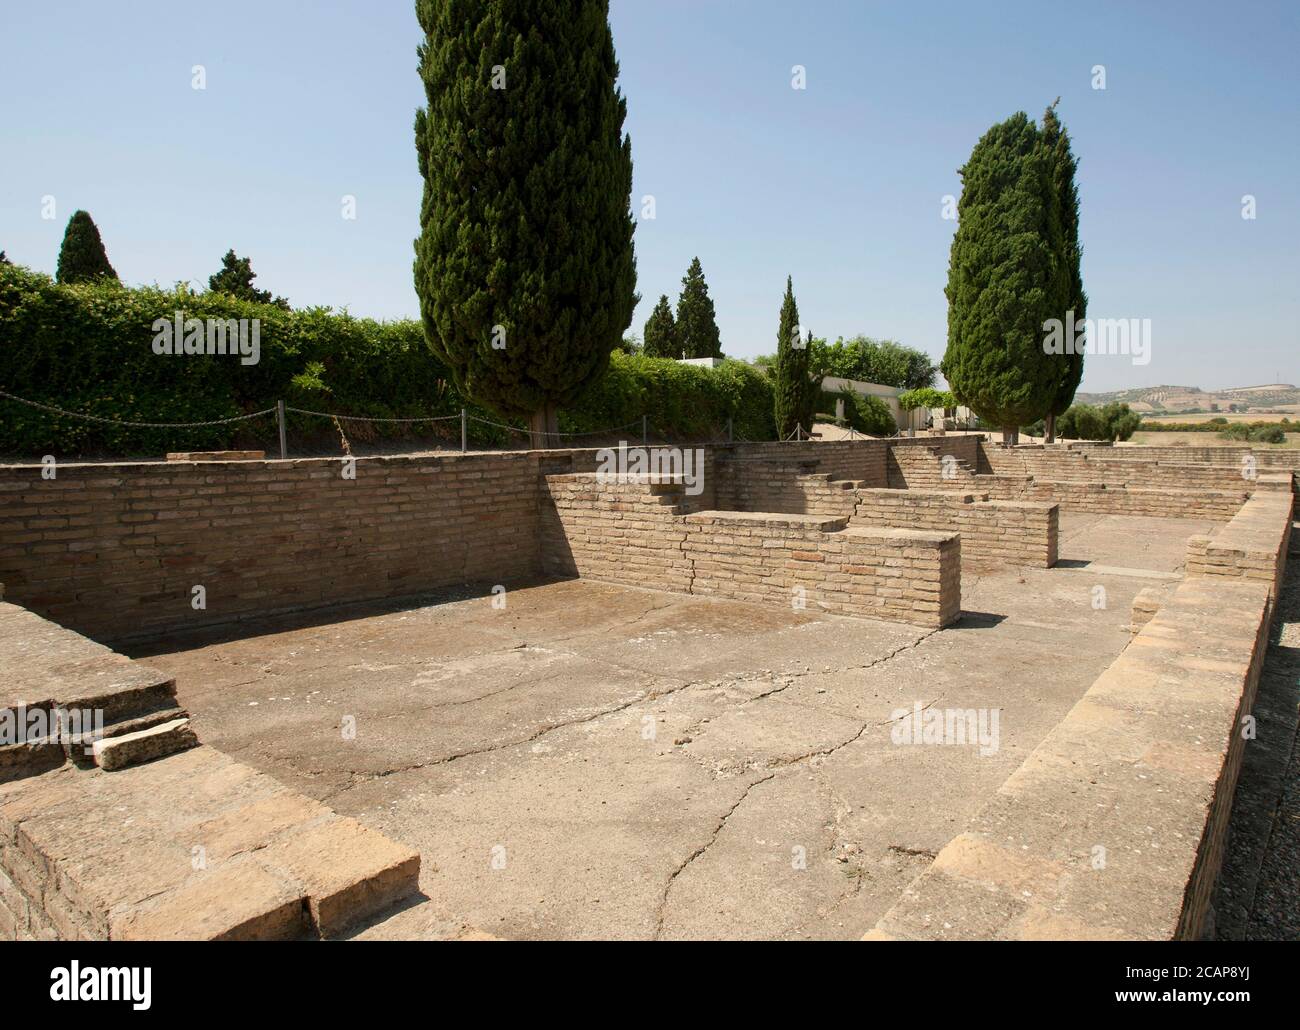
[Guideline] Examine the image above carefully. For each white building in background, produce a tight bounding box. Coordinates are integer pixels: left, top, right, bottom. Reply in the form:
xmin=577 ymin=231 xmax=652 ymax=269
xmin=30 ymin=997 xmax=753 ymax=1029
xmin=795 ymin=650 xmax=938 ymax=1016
xmin=820 ymin=376 xmax=907 ymax=429
xmin=821 ymin=376 xmax=977 ymax=433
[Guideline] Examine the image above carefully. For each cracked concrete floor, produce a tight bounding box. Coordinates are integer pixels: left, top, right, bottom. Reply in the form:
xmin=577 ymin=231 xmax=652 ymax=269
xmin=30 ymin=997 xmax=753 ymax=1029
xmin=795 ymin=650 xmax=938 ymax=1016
xmin=131 ymin=511 xmax=1214 ymax=940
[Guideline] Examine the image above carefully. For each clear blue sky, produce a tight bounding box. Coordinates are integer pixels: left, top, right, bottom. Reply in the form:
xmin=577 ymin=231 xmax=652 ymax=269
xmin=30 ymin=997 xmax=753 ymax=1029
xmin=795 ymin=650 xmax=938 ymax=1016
xmin=2 ymin=0 xmax=1296 ymax=393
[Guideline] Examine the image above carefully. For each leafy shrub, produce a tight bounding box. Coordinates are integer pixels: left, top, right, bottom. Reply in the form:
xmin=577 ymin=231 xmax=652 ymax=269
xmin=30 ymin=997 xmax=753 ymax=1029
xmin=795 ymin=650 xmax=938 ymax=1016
xmin=1218 ymin=422 xmax=1287 ymax=444
xmin=898 ymin=387 xmax=955 ymax=411
xmin=1051 ymin=402 xmax=1140 ymax=442
xmin=1252 ymin=425 xmax=1287 ymax=444
xmin=0 ymin=264 xmax=778 ymax=455
xmin=760 ymin=335 xmax=937 ymax=391
xmin=815 ymin=387 xmax=895 ymax=435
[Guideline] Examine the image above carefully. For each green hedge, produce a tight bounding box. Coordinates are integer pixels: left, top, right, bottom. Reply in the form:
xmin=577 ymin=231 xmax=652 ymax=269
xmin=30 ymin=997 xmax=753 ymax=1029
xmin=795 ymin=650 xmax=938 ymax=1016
xmin=0 ymin=263 xmax=471 ymax=454
xmin=0 ymin=264 xmax=777 ymax=456
xmin=566 ymin=352 xmax=775 ymax=441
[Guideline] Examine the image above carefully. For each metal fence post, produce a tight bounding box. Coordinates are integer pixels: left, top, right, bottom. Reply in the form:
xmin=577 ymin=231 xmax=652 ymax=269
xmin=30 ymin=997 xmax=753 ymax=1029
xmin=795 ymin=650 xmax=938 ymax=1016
xmin=276 ymin=400 xmax=287 ymax=459
xmin=461 ymin=408 xmax=467 ymax=452
xmin=642 ymin=414 xmax=648 ymax=445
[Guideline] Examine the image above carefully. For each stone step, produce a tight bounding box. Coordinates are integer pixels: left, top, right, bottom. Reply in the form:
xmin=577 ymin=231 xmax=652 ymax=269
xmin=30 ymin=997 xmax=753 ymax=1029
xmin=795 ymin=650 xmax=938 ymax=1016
xmin=0 ymin=737 xmax=64 ymax=786
xmin=0 ymin=744 xmax=420 ymax=940
xmin=91 ymin=717 xmax=199 ymax=771
xmin=65 ymin=704 xmax=192 ymax=766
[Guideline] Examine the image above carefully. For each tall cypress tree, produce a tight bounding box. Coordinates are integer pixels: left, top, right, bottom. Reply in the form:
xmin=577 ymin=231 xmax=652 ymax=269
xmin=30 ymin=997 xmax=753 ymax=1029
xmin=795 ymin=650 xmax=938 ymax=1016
xmin=413 ymin=0 xmax=637 ymax=445
xmin=675 ymin=257 xmax=722 ymax=358
xmin=55 ymin=211 xmax=118 ymax=284
xmin=773 ymin=276 xmax=812 ymax=438
xmin=1040 ymin=102 xmax=1086 ymax=443
xmin=941 ymin=113 xmax=1066 ymax=444
xmin=643 ymin=294 xmax=679 ymax=358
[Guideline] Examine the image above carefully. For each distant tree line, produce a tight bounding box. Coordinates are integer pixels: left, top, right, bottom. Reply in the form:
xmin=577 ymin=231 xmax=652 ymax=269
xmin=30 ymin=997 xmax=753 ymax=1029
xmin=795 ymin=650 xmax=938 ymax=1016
xmin=5 ymin=208 xmax=292 ymax=309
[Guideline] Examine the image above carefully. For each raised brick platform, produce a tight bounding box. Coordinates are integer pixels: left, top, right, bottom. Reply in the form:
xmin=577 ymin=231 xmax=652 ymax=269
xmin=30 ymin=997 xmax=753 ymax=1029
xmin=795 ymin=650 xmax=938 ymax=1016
xmin=543 ymin=474 xmax=962 ymax=626
xmin=0 ymin=591 xmax=421 ymax=941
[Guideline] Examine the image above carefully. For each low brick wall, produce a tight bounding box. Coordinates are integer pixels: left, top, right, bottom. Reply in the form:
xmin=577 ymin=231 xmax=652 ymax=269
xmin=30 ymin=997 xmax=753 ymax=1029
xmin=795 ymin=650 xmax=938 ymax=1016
xmin=1186 ymin=486 xmax=1294 ymax=600
xmin=541 ymin=473 xmax=961 ymax=627
xmin=726 ymin=440 xmax=890 ymax=485
xmin=683 ymin=511 xmax=960 ymax=627
xmin=980 ymin=444 xmax=1270 ymax=492
xmin=851 ymin=489 xmax=1058 ymax=569
xmin=869 ymin=481 xmax=1293 ymax=941
xmin=887 ymin=442 xmax=982 ymax=490
xmin=966 ymin=442 xmax=1283 ymax=519
xmin=715 ymin=464 xmax=861 ymax=518
xmin=869 ymin=574 xmax=1273 ymax=941
xmin=1106 ymin=445 xmax=1300 ymax=471
xmin=2 ymin=438 xmax=1267 ymax=646
xmin=986 ymin=478 xmax=1249 ymax=519
xmin=540 ymin=474 xmax=693 ymax=593
xmin=0 ymin=452 xmax=546 ymax=642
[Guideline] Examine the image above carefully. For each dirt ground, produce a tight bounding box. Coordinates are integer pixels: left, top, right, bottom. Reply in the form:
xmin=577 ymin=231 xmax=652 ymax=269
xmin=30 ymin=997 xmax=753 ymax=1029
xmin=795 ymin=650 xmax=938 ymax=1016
xmin=132 ymin=512 xmax=1213 ymax=940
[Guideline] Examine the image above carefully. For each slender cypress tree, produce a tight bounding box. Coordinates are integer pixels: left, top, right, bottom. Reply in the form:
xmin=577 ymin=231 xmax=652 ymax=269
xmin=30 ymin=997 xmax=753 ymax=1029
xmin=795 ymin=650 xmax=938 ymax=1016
xmin=675 ymin=257 xmax=722 ymax=358
xmin=413 ymin=0 xmax=637 ymax=446
xmin=55 ymin=211 xmax=118 ymax=284
xmin=941 ymin=113 xmax=1066 ymax=443
xmin=773 ymin=276 xmax=812 ymax=438
xmin=1040 ymin=102 xmax=1086 ymax=443
xmin=643 ymin=294 xmax=679 ymax=358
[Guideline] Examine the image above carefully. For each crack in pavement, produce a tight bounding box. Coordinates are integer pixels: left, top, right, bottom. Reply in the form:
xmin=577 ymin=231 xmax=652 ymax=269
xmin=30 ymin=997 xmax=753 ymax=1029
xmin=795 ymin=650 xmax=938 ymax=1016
xmin=315 ymin=670 xmax=698 ymax=803
xmin=652 ymin=693 xmax=945 ymax=938
xmin=669 ymin=628 xmax=941 ymax=746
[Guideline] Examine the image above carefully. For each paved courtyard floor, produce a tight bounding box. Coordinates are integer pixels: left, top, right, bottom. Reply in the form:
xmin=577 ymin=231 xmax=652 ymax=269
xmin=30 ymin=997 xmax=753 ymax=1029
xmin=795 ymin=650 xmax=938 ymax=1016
xmin=132 ymin=512 xmax=1213 ymax=939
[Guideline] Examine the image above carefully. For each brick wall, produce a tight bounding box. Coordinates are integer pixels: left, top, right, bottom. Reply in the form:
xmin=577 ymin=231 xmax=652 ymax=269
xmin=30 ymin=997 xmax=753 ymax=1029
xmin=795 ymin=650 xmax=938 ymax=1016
xmin=541 ymin=473 xmax=962 ymax=627
xmin=726 ymin=439 xmax=891 ymax=485
xmin=1186 ymin=487 xmax=1294 ymax=600
xmin=0 ymin=453 xmax=545 ymax=642
xmin=871 ymin=573 xmax=1276 ymax=941
xmin=851 ymin=489 xmax=1058 ymax=569
xmin=980 ymin=478 xmax=1249 ymax=519
xmin=979 ymin=444 xmax=1266 ymax=491
xmin=540 ymin=474 xmax=693 ymax=593
xmin=682 ymin=512 xmax=960 ymax=627
xmin=1103 ymin=445 xmax=1300 ymax=470
xmin=715 ymin=463 xmax=860 ymax=517
xmin=886 ymin=443 xmax=981 ymax=489
xmin=869 ymin=480 xmax=1294 ymax=941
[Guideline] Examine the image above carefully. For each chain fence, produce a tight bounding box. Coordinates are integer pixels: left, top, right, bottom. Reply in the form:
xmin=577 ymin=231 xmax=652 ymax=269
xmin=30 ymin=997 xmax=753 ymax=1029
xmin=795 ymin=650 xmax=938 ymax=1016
xmin=0 ymin=387 xmax=771 ymax=460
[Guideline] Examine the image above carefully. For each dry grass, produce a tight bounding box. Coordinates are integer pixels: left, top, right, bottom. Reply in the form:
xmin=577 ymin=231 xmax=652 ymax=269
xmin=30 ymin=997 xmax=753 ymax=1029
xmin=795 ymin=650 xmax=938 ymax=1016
xmin=1126 ymin=431 xmax=1300 ymax=449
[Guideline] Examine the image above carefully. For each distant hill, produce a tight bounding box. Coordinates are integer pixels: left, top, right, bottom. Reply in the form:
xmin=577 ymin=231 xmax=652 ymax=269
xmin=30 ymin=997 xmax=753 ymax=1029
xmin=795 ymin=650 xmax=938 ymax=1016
xmin=1074 ymin=383 xmax=1299 ymax=414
